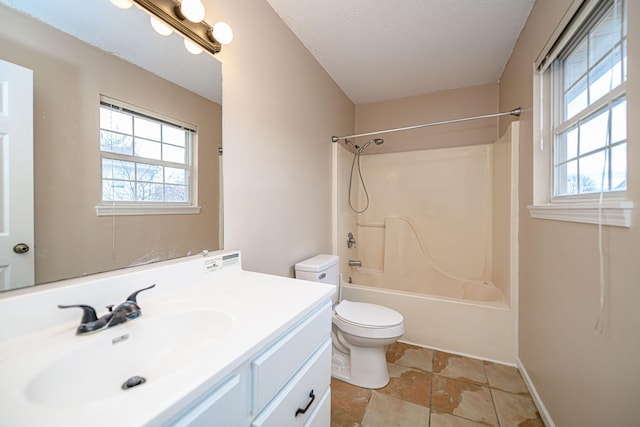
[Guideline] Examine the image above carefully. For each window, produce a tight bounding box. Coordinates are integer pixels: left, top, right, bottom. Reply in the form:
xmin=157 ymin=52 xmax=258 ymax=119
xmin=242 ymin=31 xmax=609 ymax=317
xmin=97 ymin=96 xmax=200 ymax=216
xmin=529 ymin=0 xmax=632 ymax=227
xmin=553 ymin=0 xmax=627 ymax=197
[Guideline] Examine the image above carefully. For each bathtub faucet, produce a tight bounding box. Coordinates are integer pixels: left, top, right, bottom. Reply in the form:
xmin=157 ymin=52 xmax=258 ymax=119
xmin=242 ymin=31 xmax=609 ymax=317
xmin=348 ymin=260 xmax=363 ymax=267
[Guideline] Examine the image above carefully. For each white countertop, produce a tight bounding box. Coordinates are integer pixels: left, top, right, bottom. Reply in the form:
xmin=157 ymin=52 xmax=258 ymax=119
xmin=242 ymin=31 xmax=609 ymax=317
xmin=0 ymin=252 xmax=335 ymax=426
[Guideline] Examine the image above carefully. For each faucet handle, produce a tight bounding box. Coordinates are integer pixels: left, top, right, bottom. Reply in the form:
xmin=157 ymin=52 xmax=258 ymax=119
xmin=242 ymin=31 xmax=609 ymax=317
xmin=57 ymin=304 xmax=99 ymax=323
xmin=125 ymin=284 xmax=156 ymax=304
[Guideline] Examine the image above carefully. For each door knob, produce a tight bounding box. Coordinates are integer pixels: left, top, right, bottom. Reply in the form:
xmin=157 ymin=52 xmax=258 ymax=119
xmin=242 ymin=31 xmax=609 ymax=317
xmin=13 ymin=243 xmax=30 ymax=254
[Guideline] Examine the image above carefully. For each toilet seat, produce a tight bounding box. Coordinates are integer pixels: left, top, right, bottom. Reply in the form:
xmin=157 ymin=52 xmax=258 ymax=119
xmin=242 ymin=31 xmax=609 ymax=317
xmin=335 ymin=300 xmax=403 ymax=328
xmin=333 ymin=300 xmax=404 ymax=339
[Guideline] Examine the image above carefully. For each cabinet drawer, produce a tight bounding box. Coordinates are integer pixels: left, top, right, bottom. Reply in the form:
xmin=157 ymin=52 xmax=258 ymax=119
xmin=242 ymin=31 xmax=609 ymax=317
xmin=166 ymin=374 xmax=240 ymax=427
xmin=304 ymin=387 xmax=330 ymax=427
xmin=252 ymin=301 xmax=331 ymax=413
xmin=252 ymin=338 xmax=331 ymax=427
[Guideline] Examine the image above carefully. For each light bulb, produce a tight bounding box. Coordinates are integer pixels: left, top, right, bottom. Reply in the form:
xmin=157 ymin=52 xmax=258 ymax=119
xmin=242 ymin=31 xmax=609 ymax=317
xmin=110 ymin=0 xmax=132 ymax=9
xmin=150 ymin=16 xmax=173 ymax=36
xmin=213 ymin=22 xmax=233 ymax=45
xmin=184 ymin=39 xmax=203 ymax=55
xmin=180 ymin=0 xmax=206 ymax=23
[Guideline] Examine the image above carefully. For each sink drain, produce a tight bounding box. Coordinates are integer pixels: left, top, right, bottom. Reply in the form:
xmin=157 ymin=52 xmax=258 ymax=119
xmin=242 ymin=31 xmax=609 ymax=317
xmin=122 ymin=375 xmax=146 ymax=390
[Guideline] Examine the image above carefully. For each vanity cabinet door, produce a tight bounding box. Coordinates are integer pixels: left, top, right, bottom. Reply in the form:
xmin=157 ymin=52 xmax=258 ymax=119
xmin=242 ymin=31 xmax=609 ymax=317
xmin=303 ymin=387 xmax=330 ymax=427
xmin=168 ymin=374 xmax=240 ymax=427
xmin=251 ymin=339 xmax=331 ymax=427
xmin=251 ymin=301 xmax=331 ymax=414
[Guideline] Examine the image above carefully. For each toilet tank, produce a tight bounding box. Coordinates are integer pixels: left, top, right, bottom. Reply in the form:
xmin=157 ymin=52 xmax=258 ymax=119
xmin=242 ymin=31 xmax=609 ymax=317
xmin=295 ymin=255 xmax=340 ymax=300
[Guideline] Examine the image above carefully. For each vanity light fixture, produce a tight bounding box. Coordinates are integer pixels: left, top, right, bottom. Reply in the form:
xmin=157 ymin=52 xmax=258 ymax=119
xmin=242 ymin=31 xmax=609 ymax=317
xmin=211 ymin=21 xmax=233 ymax=45
xmin=177 ymin=0 xmax=206 ymax=23
xmin=124 ymin=0 xmax=233 ymax=56
xmin=110 ymin=0 xmax=133 ymax=9
xmin=149 ymin=16 xmax=173 ymax=36
xmin=183 ymin=38 xmax=204 ymax=55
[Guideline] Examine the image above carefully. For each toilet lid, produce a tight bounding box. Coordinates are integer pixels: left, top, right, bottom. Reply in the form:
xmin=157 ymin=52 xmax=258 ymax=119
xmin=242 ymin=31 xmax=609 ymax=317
xmin=335 ymin=300 xmax=403 ymax=328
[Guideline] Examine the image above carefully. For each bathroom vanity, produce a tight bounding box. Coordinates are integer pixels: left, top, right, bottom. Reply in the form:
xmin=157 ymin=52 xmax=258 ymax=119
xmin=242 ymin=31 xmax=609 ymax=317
xmin=0 ymin=250 xmax=335 ymax=426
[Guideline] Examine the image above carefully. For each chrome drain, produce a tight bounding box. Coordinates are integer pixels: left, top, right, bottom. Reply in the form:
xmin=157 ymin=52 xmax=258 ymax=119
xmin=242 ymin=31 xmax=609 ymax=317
xmin=122 ymin=375 xmax=146 ymax=390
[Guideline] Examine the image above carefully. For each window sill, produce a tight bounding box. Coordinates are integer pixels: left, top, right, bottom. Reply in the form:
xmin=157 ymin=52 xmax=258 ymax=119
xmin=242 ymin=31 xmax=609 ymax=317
xmin=96 ymin=205 xmax=201 ymax=216
xmin=527 ymin=201 xmax=633 ymax=228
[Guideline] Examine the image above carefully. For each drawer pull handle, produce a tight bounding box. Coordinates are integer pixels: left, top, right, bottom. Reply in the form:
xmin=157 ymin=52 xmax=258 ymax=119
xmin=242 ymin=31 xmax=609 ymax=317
xmin=294 ymin=389 xmax=315 ymax=417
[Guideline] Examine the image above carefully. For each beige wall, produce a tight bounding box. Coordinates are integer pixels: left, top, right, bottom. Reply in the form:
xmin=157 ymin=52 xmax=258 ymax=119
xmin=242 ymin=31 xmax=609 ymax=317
xmin=213 ymin=0 xmax=354 ymax=276
xmin=500 ymin=0 xmax=640 ymax=425
xmin=354 ymin=83 xmax=498 ymax=154
xmin=0 ymin=5 xmax=221 ymax=284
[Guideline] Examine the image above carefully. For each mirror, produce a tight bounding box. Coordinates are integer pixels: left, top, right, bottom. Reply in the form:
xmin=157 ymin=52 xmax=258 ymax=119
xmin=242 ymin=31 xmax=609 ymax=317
xmin=0 ymin=0 xmax=223 ymax=290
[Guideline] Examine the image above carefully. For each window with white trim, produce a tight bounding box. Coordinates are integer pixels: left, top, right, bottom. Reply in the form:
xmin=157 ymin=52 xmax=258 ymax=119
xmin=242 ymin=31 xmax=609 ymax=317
xmin=530 ymin=0 xmax=632 ymax=227
xmin=553 ymin=0 xmax=627 ymax=197
xmin=98 ymin=96 xmax=199 ymax=216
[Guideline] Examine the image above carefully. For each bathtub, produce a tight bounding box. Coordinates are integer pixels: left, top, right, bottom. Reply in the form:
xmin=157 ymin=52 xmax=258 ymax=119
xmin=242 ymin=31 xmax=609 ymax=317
xmin=341 ymin=214 xmax=516 ymax=364
xmin=339 ymin=215 xmax=516 ymax=364
xmin=341 ymin=277 xmax=515 ymax=364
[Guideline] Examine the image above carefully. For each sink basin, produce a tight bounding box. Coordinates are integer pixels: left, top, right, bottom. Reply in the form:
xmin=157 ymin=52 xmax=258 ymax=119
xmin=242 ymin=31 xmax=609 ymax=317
xmin=20 ymin=308 xmax=234 ymax=407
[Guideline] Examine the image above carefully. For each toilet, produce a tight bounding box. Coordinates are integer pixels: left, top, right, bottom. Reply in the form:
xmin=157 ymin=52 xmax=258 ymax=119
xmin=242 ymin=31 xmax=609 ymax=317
xmin=295 ymin=254 xmax=404 ymax=389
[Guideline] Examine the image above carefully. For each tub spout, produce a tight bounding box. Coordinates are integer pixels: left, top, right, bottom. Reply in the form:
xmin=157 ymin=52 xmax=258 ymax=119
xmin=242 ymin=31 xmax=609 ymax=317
xmin=348 ymin=260 xmax=363 ymax=267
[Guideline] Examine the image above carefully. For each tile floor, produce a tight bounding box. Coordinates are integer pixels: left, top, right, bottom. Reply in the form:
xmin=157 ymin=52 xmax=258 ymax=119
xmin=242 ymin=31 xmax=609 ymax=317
xmin=331 ymin=342 xmax=544 ymax=427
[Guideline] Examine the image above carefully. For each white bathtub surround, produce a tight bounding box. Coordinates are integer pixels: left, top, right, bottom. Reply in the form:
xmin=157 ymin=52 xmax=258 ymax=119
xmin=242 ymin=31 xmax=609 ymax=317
xmin=336 ymin=123 xmax=519 ymax=364
xmin=346 ymin=137 xmax=510 ymax=299
xmin=0 ymin=250 xmax=335 ymax=426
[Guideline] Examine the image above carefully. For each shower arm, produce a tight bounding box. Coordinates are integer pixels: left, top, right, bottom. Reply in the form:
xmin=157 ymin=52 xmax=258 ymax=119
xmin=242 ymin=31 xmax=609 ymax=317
xmin=331 ymin=108 xmax=521 ymax=142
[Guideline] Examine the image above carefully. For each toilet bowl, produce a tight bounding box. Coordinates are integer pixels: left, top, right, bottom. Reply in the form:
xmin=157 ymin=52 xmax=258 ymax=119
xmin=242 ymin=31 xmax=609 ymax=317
xmin=331 ymin=299 xmax=404 ymax=388
xmin=295 ymin=255 xmax=404 ymax=389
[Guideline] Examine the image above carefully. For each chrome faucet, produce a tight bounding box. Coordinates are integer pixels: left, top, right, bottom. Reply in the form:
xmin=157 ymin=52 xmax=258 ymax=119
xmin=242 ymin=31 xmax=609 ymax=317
xmin=58 ymin=284 xmax=156 ymax=335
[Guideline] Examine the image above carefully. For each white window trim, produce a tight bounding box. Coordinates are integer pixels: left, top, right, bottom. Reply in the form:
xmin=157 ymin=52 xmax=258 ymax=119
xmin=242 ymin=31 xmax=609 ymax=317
xmin=96 ymin=204 xmax=201 ymax=216
xmin=528 ymin=200 xmax=632 ymax=227
xmin=528 ymin=0 xmax=632 ymax=228
xmin=96 ymin=96 xmax=201 ymax=216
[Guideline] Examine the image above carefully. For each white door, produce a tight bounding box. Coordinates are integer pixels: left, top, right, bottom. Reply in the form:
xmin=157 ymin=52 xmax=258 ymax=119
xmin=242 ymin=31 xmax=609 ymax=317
xmin=0 ymin=59 xmax=34 ymax=291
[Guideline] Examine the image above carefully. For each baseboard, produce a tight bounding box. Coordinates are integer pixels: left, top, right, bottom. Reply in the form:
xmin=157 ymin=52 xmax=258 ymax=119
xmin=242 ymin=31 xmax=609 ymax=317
xmin=517 ymin=357 xmax=555 ymax=427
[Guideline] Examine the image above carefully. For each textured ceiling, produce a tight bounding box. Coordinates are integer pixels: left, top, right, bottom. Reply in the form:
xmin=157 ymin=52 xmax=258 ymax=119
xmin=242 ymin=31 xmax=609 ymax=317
xmin=0 ymin=0 xmax=222 ymax=103
xmin=266 ymin=0 xmax=535 ymax=104
xmin=3 ymin=0 xmax=535 ymax=107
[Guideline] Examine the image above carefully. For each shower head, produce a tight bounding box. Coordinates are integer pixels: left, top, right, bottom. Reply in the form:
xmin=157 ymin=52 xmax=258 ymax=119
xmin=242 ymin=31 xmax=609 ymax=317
xmin=358 ymin=138 xmax=384 ymax=153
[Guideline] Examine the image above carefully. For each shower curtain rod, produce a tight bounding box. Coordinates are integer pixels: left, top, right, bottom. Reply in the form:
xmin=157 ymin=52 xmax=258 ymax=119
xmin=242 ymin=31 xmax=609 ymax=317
xmin=331 ymin=107 xmax=521 ymax=142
